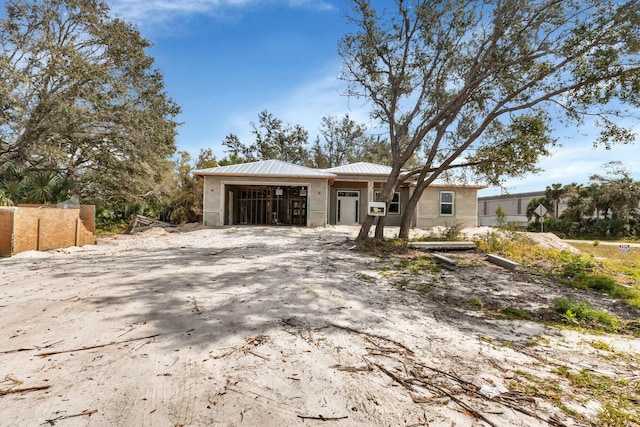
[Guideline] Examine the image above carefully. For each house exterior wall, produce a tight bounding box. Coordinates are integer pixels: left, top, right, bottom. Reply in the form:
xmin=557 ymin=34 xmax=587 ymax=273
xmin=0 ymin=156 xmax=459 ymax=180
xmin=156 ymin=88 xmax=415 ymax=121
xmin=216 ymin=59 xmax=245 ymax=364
xmin=382 ymin=187 xmax=411 ymax=227
xmin=477 ymin=191 xmax=568 ymax=226
xmin=416 ymin=187 xmax=479 ymax=228
xmin=328 ymin=178 xmax=412 ymax=226
xmin=202 ymin=175 xmax=330 ymax=227
xmin=328 ymin=183 xmax=367 ymax=225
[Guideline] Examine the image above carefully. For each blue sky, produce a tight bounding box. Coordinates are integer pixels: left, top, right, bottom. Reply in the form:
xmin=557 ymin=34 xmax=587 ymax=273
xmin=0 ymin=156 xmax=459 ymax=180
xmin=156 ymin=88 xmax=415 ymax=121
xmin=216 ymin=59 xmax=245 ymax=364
xmin=3 ymin=0 xmax=639 ymax=196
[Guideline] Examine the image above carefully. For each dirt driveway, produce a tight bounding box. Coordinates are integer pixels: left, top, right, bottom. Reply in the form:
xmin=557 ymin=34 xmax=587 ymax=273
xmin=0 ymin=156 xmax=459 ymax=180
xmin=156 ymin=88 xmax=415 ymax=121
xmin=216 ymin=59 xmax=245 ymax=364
xmin=0 ymin=226 xmax=638 ymax=426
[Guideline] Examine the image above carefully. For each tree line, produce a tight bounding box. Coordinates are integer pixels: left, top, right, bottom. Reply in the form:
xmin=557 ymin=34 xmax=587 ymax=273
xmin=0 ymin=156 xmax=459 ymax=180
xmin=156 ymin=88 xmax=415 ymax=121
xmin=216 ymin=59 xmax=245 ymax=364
xmin=527 ymin=163 xmax=640 ymax=238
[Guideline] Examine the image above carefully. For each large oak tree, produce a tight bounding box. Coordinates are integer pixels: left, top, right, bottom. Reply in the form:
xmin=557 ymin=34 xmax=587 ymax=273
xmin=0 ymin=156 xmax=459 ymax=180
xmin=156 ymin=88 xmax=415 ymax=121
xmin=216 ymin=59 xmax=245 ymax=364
xmin=340 ymin=0 xmax=640 ymax=240
xmin=0 ymin=0 xmax=180 ymax=205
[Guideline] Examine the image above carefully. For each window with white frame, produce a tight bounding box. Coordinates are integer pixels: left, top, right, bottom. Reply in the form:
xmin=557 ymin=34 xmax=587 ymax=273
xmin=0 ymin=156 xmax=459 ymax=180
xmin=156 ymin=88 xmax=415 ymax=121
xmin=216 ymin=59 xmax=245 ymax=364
xmin=439 ymin=191 xmax=455 ymax=216
xmin=375 ymin=191 xmax=400 ymax=214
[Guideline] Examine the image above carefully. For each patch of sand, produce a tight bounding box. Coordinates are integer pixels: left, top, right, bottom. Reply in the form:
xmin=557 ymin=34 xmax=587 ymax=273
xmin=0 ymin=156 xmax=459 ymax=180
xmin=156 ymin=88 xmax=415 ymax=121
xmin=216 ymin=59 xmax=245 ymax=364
xmin=0 ymin=226 xmax=637 ymax=426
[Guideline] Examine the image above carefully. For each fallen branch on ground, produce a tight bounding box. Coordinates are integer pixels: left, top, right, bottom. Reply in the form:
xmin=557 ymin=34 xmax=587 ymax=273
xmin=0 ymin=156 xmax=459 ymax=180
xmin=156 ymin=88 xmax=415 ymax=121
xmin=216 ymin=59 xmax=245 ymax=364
xmin=0 ymin=385 xmax=51 ymax=396
xmin=0 ymin=340 xmax=64 ymax=355
xmin=192 ymin=297 xmax=202 ymax=314
xmin=296 ymin=415 xmax=348 ymax=421
xmin=36 ymin=334 xmax=160 ymax=357
xmin=328 ymin=323 xmax=415 ymax=355
xmin=209 ymin=248 xmax=230 ymax=256
xmin=44 ymin=409 xmax=97 ymax=425
xmin=372 ymin=362 xmax=415 ymax=392
xmin=409 ymin=375 xmax=500 ymax=427
xmin=330 ymin=364 xmax=372 ymax=372
xmin=0 ymin=347 xmax=34 ymax=354
xmin=413 ymin=364 xmax=566 ymax=427
xmin=210 ymin=335 xmax=268 ymax=359
xmin=245 ymin=349 xmax=270 ymax=361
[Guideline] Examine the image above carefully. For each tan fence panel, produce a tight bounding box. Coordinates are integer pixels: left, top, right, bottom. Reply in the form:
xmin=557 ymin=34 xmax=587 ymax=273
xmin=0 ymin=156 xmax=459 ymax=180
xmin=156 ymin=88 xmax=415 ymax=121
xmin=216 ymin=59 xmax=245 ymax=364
xmin=12 ymin=208 xmax=41 ymax=253
xmin=79 ymin=205 xmax=96 ymax=233
xmin=0 ymin=209 xmax=14 ymax=257
xmin=8 ymin=206 xmax=96 ymax=255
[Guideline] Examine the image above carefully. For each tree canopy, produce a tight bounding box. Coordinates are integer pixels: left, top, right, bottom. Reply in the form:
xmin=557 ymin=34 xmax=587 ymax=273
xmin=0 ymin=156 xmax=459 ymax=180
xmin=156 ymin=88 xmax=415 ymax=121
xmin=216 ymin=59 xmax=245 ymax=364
xmin=221 ymin=110 xmax=309 ymax=165
xmin=311 ymin=114 xmax=385 ymax=168
xmin=220 ymin=110 xmax=391 ymax=168
xmin=340 ymin=0 xmax=640 ymax=240
xmin=0 ymin=0 xmax=180 ymax=206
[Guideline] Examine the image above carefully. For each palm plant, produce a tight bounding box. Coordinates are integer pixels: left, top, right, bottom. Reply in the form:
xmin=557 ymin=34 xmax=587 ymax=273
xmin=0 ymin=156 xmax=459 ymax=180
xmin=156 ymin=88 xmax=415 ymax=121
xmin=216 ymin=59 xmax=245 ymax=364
xmin=22 ymin=172 xmax=64 ymax=204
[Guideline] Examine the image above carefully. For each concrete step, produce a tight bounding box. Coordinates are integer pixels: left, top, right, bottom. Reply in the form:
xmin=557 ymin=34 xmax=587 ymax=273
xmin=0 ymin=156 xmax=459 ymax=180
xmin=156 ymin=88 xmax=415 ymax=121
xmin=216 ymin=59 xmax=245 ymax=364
xmin=430 ymin=253 xmax=457 ymax=270
xmin=486 ymin=253 xmax=520 ymax=271
xmin=408 ymin=241 xmax=477 ymax=251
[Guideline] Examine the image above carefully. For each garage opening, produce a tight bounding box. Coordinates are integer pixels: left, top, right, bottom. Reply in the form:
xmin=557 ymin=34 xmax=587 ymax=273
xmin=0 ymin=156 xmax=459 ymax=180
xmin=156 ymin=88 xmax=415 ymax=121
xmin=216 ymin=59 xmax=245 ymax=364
xmin=225 ymin=185 xmax=307 ymax=226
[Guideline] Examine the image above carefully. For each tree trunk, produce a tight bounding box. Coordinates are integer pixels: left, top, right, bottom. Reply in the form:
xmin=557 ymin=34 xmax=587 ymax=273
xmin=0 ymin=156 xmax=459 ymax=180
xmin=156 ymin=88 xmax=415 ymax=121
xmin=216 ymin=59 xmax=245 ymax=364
xmin=374 ymin=214 xmax=387 ymax=239
xmin=398 ymin=182 xmax=427 ymax=239
xmin=357 ymin=214 xmax=376 ymax=240
xmin=356 ymin=170 xmax=402 ymax=241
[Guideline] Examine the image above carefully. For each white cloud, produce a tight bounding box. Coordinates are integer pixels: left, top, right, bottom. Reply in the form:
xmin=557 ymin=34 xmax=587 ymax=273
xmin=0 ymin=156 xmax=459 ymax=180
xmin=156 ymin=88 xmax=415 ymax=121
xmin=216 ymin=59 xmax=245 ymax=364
xmin=186 ymin=63 xmax=373 ymax=159
xmin=480 ymin=142 xmax=640 ymax=196
xmin=287 ymin=0 xmax=335 ymax=11
xmin=108 ymin=0 xmax=334 ymax=25
xmin=226 ymin=61 xmax=370 ymax=133
xmin=277 ymin=69 xmax=372 ymax=133
xmin=108 ymin=0 xmax=253 ymax=23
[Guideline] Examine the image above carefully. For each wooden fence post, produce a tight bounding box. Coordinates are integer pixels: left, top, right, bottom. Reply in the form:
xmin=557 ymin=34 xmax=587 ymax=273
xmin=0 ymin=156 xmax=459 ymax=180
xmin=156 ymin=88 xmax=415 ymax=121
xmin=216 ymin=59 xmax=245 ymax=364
xmin=37 ymin=218 xmax=43 ymax=251
xmin=75 ymin=218 xmax=81 ymax=246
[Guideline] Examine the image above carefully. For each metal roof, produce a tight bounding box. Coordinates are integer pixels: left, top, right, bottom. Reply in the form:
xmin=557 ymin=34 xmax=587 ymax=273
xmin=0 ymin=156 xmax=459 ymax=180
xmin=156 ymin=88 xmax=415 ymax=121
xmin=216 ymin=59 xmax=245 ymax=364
xmin=477 ymin=190 xmax=545 ymax=200
xmin=193 ymin=160 xmax=486 ymax=188
xmin=428 ymin=180 xmax=487 ymax=189
xmin=324 ymin=162 xmax=393 ymax=176
xmin=193 ymin=159 xmax=336 ymax=178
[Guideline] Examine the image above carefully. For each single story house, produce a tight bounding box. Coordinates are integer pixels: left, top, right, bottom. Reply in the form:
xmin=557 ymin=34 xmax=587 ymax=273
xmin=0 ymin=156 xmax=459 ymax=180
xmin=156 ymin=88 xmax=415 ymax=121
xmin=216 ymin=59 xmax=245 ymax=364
xmin=194 ymin=160 xmax=485 ymax=229
xmin=478 ymin=191 xmax=568 ymax=226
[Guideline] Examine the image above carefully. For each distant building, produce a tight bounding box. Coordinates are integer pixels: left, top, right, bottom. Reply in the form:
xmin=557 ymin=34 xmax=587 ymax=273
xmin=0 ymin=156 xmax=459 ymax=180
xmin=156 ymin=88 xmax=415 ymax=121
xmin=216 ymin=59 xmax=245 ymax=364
xmin=477 ymin=191 xmax=567 ymax=226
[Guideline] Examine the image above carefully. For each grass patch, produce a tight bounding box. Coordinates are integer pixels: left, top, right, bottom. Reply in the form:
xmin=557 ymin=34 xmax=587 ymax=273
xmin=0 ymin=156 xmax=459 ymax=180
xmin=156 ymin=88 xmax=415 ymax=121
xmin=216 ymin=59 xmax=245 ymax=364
xmin=356 ymin=272 xmax=377 ymax=282
xmin=500 ymin=306 xmax=530 ymax=320
xmin=553 ymin=299 xmax=621 ymax=332
xmin=568 ymin=242 xmax=640 ymax=263
xmin=510 ymin=368 xmax=640 ymax=426
xmin=508 ymin=370 xmax=566 ymax=410
xmin=566 ymin=242 xmax=640 ymax=285
xmin=598 ymin=402 xmax=639 ymax=427
xmin=394 ymin=255 xmax=441 ymax=275
xmin=475 ymin=233 xmax=640 ymax=310
xmin=589 ymin=340 xmax=614 ymax=352
xmin=469 ymin=298 xmax=484 ymax=309
xmin=553 ymin=366 xmax=640 ymax=426
xmin=560 ymin=274 xmax=640 ymax=310
xmin=525 ymin=335 xmax=551 ymax=347
xmin=357 ymin=237 xmax=408 ymax=255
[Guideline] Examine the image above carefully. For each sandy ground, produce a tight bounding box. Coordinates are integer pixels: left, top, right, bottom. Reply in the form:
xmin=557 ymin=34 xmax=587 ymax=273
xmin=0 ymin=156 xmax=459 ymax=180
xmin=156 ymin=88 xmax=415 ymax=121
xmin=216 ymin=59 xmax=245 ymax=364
xmin=0 ymin=225 xmax=638 ymax=426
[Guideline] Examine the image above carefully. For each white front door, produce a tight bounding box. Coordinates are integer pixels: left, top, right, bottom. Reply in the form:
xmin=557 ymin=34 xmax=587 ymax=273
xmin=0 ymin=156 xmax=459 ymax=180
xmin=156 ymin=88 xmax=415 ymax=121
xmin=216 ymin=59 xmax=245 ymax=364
xmin=336 ymin=191 xmax=360 ymax=225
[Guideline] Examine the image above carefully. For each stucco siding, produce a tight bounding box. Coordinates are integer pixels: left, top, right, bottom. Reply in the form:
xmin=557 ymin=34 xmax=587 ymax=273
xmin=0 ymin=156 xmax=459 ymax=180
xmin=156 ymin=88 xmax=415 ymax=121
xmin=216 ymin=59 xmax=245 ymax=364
xmin=416 ymin=187 xmax=479 ymax=228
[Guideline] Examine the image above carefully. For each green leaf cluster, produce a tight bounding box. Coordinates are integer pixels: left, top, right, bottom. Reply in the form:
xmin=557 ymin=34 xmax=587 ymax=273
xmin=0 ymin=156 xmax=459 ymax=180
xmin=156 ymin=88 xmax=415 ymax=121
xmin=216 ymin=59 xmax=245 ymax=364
xmin=0 ymin=0 xmax=181 ymax=207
